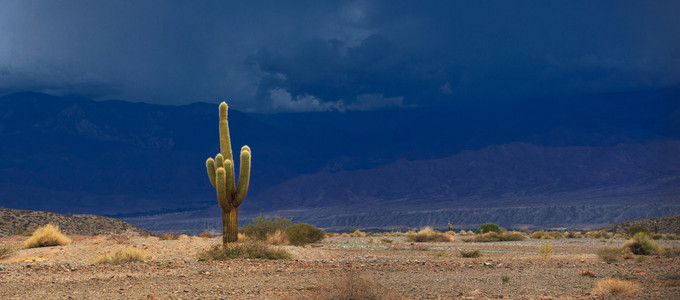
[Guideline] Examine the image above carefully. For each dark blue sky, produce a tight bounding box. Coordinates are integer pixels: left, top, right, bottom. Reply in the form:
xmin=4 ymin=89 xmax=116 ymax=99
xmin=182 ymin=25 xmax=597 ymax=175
xmin=0 ymin=1 xmax=678 ymax=112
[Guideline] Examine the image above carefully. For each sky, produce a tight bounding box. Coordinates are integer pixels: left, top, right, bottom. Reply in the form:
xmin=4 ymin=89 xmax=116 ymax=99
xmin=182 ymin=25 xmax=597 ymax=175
xmin=0 ymin=1 xmax=678 ymax=112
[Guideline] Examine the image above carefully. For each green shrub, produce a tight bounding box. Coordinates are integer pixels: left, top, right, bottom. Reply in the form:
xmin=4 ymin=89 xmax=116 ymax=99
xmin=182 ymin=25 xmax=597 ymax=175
xmin=240 ymin=215 xmax=292 ymax=241
xmin=501 ymin=275 xmax=510 ymax=283
xmin=623 ymin=232 xmax=660 ymax=255
xmin=197 ymin=241 xmax=291 ymax=260
xmin=626 ymin=225 xmax=649 ymax=238
xmin=538 ymin=241 xmax=553 ymax=258
xmin=285 ymin=223 xmax=325 ymax=246
xmin=459 ymin=250 xmax=481 ymax=258
xmin=476 ymin=223 xmax=501 ymax=234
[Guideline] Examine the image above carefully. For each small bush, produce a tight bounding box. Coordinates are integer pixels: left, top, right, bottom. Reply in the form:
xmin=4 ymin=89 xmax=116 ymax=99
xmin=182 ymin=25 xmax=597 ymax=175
xmin=265 ymin=229 xmax=290 ymax=246
xmin=0 ymin=245 xmax=16 ymax=259
xmin=159 ymin=232 xmax=179 ymax=240
xmin=597 ymin=248 xmax=622 ymax=263
xmin=380 ymin=238 xmax=393 ymax=244
xmin=459 ymin=250 xmax=481 ymax=258
xmin=538 ymin=241 xmax=553 ymax=258
xmin=476 ymin=223 xmax=501 ymax=234
xmin=464 ymin=231 xmax=525 ymax=242
xmin=592 ymin=278 xmax=640 ymax=297
xmin=199 ymin=232 xmax=214 ymax=239
xmin=197 ymin=241 xmax=291 ymax=260
xmin=286 ymin=223 xmax=325 ymax=246
xmin=23 ymin=224 xmax=72 ymax=248
xmin=585 ymin=230 xmax=610 ymax=239
xmin=579 ymin=270 xmax=596 ymax=277
xmin=405 ymin=227 xmax=454 ymax=243
xmin=350 ymin=229 xmax=369 ymax=237
xmin=93 ymin=249 xmax=152 ymax=264
xmin=501 ymin=275 xmax=510 ymax=283
xmin=531 ymin=231 xmax=549 ymax=239
xmin=311 ymin=273 xmax=402 ymax=300
xmin=623 ymin=232 xmax=660 ymax=255
xmin=240 ymin=215 xmax=292 ymax=241
xmin=626 ymin=225 xmax=649 ymax=237
xmin=547 ymin=231 xmax=564 ymax=239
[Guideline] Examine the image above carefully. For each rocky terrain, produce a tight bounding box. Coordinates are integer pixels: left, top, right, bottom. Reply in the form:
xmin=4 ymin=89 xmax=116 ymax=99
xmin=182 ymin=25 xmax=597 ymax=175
xmin=0 ymin=233 xmax=679 ymax=299
xmin=0 ymin=208 xmax=153 ymax=236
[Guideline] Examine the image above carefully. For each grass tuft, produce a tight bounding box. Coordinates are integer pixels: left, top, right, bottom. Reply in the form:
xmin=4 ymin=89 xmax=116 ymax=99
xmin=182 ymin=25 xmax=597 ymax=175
xmin=159 ymin=232 xmax=180 ymax=240
xmin=23 ymin=224 xmax=72 ymax=248
xmin=597 ymin=248 xmax=622 ymax=264
xmin=265 ymin=229 xmax=290 ymax=245
xmin=0 ymin=245 xmax=16 ymax=259
xmin=92 ymin=249 xmax=151 ymax=264
xmin=592 ymin=278 xmax=640 ymax=297
xmin=199 ymin=232 xmax=214 ymax=239
xmin=197 ymin=241 xmax=291 ymax=260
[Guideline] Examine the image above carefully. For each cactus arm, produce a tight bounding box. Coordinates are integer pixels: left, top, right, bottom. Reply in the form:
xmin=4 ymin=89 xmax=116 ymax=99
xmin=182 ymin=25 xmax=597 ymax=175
xmin=216 ymin=167 xmax=231 ymax=211
xmin=234 ymin=146 xmax=251 ymax=207
xmin=215 ymin=153 xmax=224 ymax=169
xmin=218 ymin=102 xmax=234 ymax=162
xmin=224 ymin=159 xmax=234 ymax=204
xmin=206 ymin=158 xmax=216 ymax=188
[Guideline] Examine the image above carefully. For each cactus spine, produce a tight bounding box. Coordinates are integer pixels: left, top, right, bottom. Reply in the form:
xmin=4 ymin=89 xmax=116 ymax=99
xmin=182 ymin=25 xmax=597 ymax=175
xmin=205 ymin=102 xmax=251 ymax=245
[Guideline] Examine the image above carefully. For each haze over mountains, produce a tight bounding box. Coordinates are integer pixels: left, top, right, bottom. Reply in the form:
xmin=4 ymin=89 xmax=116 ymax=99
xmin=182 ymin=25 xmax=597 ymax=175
xmin=1 ymin=90 xmax=679 ymax=231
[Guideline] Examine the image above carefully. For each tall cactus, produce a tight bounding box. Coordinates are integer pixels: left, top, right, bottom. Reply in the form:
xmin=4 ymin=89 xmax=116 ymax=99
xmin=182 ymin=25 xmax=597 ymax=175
xmin=205 ymin=102 xmax=251 ymax=245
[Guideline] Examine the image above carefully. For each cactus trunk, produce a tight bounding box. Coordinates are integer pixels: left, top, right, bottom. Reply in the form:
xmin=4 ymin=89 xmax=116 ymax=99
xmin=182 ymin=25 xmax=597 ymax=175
xmin=206 ymin=101 xmax=251 ymax=245
xmin=222 ymin=208 xmax=239 ymax=244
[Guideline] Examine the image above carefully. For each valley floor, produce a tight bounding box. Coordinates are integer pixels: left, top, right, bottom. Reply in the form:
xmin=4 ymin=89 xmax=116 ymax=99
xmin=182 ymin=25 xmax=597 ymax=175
xmin=1 ymin=235 xmax=679 ymax=299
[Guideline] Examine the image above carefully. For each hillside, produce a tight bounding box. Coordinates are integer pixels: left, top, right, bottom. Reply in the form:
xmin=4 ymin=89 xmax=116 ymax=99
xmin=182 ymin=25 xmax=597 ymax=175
xmin=600 ymin=214 xmax=680 ymax=235
xmin=0 ymin=208 xmax=153 ymax=236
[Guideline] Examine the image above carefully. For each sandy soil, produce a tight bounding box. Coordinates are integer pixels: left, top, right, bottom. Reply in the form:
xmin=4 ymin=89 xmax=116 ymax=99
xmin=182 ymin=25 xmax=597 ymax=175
xmin=1 ymin=234 xmax=679 ymax=299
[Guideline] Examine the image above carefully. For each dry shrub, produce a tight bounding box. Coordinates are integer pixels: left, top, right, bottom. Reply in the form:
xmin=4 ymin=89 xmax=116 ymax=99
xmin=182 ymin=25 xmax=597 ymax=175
xmin=350 ymin=230 xmax=368 ymax=237
xmin=405 ymin=227 xmax=454 ymax=243
xmin=199 ymin=232 xmax=214 ymax=239
xmin=197 ymin=241 xmax=291 ymax=260
xmin=463 ymin=231 xmax=525 ymax=242
xmin=0 ymin=245 xmax=16 ymax=259
xmin=265 ymin=229 xmax=290 ymax=245
xmin=93 ymin=249 xmax=151 ymax=264
xmin=565 ymin=231 xmax=582 ymax=238
xmin=107 ymin=231 xmax=137 ymax=244
xmin=404 ymin=230 xmax=417 ymax=236
xmin=585 ymin=230 xmax=611 ymax=239
xmin=23 ymin=224 xmax=72 ymax=248
xmin=531 ymin=231 xmax=549 ymax=239
xmin=592 ymin=278 xmax=640 ymax=297
xmin=597 ymin=248 xmax=622 ymax=264
xmin=380 ymin=238 xmax=393 ymax=244
xmin=159 ymin=232 xmax=179 ymax=240
xmin=312 ymin=272 xmax=403 ymax=300
xmin=579 ymin=270 xmax=596 ymax=277
xmin=340 ymin=233 xmax=351 ymax=237
xmin=459 ymin=250 xmax=481 ymax=258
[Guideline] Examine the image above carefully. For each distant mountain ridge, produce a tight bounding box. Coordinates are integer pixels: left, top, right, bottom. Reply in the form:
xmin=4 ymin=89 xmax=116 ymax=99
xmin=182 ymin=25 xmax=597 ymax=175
xmin=1 ymin=90 xmax=679 ymax=230
xmin=0 ymin=208 xmax=152 ymax=236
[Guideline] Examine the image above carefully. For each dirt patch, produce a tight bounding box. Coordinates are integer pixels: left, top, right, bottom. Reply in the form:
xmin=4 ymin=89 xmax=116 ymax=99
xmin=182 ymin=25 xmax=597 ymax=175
xmin=0 ymin=235 xmax=679 ymax=299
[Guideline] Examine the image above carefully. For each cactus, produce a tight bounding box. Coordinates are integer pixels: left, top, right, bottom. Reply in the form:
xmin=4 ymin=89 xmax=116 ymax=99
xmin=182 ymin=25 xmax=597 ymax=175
xmin=205 ymin=102 xmax=251 ymax=244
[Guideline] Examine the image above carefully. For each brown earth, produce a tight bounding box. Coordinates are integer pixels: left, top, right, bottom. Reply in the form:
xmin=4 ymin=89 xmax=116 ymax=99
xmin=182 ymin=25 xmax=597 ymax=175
xmin=0 ymin=208 xmax=153 ymax=236
xmin=1 ymin=233 xmax=679 ymax=299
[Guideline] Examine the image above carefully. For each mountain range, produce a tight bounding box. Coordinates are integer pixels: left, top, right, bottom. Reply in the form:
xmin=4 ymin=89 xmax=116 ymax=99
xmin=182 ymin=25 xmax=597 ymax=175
xmin=1 ymin=90 xmax=678 ymax=231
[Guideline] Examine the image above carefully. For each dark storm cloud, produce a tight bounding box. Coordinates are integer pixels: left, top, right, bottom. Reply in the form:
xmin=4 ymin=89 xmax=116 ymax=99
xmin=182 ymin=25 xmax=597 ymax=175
xmin=0 ymin=1 xmax=678 ymax=111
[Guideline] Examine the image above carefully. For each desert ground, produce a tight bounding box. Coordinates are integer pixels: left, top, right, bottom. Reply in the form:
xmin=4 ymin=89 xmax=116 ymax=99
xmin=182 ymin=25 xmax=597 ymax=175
xmin=1 ymin=233 xmax=679 ymax=299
